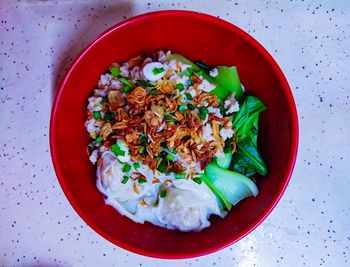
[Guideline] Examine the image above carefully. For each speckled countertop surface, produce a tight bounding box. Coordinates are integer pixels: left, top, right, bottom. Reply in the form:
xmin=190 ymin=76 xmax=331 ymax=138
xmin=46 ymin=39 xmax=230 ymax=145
xmin=0 ymin=0 xmax=349 ymax=266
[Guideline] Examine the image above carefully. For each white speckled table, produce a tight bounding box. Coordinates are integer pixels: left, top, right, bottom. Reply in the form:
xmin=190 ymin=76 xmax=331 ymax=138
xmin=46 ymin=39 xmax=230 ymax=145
xmin=1 ymin=0 xmax=349 ymax=266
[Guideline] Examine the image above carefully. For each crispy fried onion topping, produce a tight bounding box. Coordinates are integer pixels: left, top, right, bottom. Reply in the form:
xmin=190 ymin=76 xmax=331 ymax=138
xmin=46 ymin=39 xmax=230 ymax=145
xmin=93 ymin=59 xmax=234 ymax=172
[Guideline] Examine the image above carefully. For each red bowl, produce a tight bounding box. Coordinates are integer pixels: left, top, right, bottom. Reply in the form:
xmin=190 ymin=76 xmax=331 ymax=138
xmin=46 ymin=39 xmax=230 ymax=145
xmin=50 ymin=10 xmax=298 ymax=259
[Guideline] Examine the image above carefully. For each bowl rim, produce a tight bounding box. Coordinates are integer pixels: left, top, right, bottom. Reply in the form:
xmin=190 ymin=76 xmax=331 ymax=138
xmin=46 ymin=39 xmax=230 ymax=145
xmin=50 ymin=10 xmax=299 ymax=259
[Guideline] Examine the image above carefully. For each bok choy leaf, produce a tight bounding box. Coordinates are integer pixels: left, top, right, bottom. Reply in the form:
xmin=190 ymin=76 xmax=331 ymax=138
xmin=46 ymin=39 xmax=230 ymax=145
xmin=203 ymin=161 xmax=259 ymax=209
xmin=210 ymin=66 xmax=243 ymax=102
xmin=166 ymin=54 xmax=244 ymax=103
xmin=215 ymin=139 xmax=233 ymax=169
xmin=230 ymin=96 xmax=268 ymax=176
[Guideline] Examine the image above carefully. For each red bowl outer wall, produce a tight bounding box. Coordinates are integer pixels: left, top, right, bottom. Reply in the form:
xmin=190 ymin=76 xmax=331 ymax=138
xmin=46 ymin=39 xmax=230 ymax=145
xmin=50 ymin=11 xmax=298 ymax=259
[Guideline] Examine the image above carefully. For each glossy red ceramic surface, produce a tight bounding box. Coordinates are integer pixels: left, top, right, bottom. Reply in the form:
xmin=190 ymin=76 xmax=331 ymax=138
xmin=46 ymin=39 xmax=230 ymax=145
xmin=50 ymin=11 xmax=298 ymax=259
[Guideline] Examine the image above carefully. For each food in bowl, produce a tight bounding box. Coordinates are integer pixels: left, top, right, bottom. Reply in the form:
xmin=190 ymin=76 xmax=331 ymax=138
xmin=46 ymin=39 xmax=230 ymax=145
xmin=85 ymin=50 xmax=268 ymax=232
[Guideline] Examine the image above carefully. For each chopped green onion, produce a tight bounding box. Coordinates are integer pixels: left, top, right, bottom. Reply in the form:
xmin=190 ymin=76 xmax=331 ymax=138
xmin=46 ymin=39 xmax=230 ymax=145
xmin=104 ymin=112 xmax=114 ymax=122
xmin=187 ymin=104 xmax=195 ymax=110
xmin=175 ymin=173 xmax=186 ymax=179
xmin=122 ymin=163 xmax=131 ymax=173
xmin=166 ymin=154 xmax=175 ymax=161
xmin=185 ymin=93 xmax=193 ymax=100
xmin=110 ymin=66 xmax=120 ymax=77
xmin=122 ymin=85 xmax=133 ymax=93
xmin=95 ymin=136 xmax=103 ymax=143
xmin=133 ymin=162 xmax=141 ymax=169
xmin=199 ymin=106 xmax=209 ymax=114
xmin=93 ymin=111 xmax=101 ymax=119
xmin=121 ymin=176 xmax=129 ymax=184
xmin=162 ymin=147 xmax=177 ymax=155
xmin=198 ymin=106 xmax=209 ymax=120
xmin=164 ymin=113 xmax=177 ymax=123
xmin=87 ymin=141 xmax=95 ymax=149
xmin=138 ymin=178 xmax=147 ymax=184
xmin=111 ymin=143 xmax=126 ymax=156
xmin=119 ymin=77 xmax=133 ymax=87
xmin=193 ymin=177 xmax=202 ymax=184
xmin=152 ymin=67 xmax=165 ymax=75
xmin=160 ymin=189 xmax=167 ymax=198
xmin=157 ymin=159 xmax=167 ymax=173
xmin=139 ymin=146 xmax=145 ymax=154
xmin=149 ymin=89 xmax=157 ymax=95
xmin=140 ymin=136 xmax=147 ymax=146
xmin=136 ymin=79 xmax=155 ymax=88
xmin=176 ymin=83 xmax=184 ymax=91
xmin=164 ymin=113 xmax=174 ymax=120
xmin=178 ymin=104 xmax=187 ymax=113
xmin=219 ymin=106 xmax=227 ymax=116
xmin=198 ymin=112 xmax=207 ymax=120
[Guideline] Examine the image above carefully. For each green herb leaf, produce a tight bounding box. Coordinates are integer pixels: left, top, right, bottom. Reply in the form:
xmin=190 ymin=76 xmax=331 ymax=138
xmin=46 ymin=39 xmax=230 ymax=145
xmin=95 ymin=136 xmax=103 ymax=143
xmin=139 ymin=146 xmax=145 ymax=154
xmin=93 ymin=111 xmax=101 ymax=119
xmin=110 ymin=66 xmax=120 ymax=77
xmin=121 ymin=176 xmax=129 ymax=184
